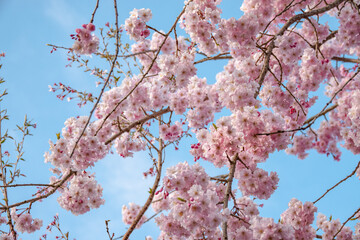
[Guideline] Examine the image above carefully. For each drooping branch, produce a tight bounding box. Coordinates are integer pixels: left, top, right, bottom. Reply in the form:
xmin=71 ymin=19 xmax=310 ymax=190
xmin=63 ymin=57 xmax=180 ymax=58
xmin=257 ymin=67 xmax=360 ymax=136
xmin=254 ymin=0 xmax=347 ymax=98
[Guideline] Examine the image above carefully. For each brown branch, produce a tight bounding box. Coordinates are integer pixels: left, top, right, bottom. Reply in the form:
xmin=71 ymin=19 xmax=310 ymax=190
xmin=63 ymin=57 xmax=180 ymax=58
xmin=105 ymin=220 xmax=114 ymax=240
xmin=146 ymin=25 xmax=166 ymax=37
xmin=105 ymin=107 xmax=171 ymax=145
xmin=318 ymin=30 xmax=338 ymax=49
xmin=46 ymin=44 xmax=71 ymax=51
xmin=221 ymin=154 xmax=238 ymax=240
xmin=318 ymin=67 xmax=360 ymax=121
xmin=303 ymin=104 xmax=337 ymax=125
xmin=210 ymin=174 xmax=229 ymax=182
xmin=332 ymin=56 xmax=360 ymax=64
xmin=332 ymin=207 xmax=360 ymax=239
xmin=0 ymin=170 xmax=74 ymax=210
xmin=90 ymin=0 xmax=100 ymax=24
xmin=257 ymin=67 xmax=360 ymax=136
xmin=118 ymin=50 xmax=156 ymax=59
xmin=313 ymin=160 xmax=360 ymax=204
xmin=0 ymin=183 xmax=53 ymax=188
xmin=254 ymin=0 xmax=347 ymax=98
xmin=267 ymin=56 xmax=307 ymax=116
xmin=194 ymin=53 xmax=232 ymax=64
xmin=121 ymin=124 xmax=164 ymax=240
xmin=97 ymin=3 xmax=189 ymax=133
xmin=261 ymin=0 xmax=301 ymax=35
xmin=71 ymin=0 xmax=120 ymax=155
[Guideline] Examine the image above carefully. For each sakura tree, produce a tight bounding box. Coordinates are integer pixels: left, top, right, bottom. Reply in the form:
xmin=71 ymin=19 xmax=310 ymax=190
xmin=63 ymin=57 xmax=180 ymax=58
xmin=0 ymin=0 xmax=360 ymax=239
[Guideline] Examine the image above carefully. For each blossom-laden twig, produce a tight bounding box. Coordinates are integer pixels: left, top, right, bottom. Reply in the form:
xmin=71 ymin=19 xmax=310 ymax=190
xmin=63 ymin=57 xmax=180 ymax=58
xmin=254 ymin=0 xmax=347 ymax=98
xmin=97 ymin=1 xmax=191 ymax=132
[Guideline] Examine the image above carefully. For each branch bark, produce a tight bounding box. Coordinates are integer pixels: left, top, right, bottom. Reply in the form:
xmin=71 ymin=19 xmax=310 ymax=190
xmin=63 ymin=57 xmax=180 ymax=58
xmin=221 ymin=154 xmax=238 ymax=240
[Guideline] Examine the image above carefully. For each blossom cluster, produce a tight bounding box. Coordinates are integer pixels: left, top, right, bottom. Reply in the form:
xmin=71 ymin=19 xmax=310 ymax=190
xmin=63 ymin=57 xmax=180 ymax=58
xmin=122 ymin=202 xmax=147 ymax=229
xmin=44 ymin=116 xmax=110 ymax=171
xmin=125 ymin=8 xmax=152 ymax=41
xmin=159 ymin=121 xmax=183 ymax=141
xmin=236 ymin=167 xmax=279 ymax=200
xmin=153 ymin=162 xmax=226 ymax=239
xmin=57 ymin=171 xmax=105 ymax=215
xmin=11 ymin=209 xmax=43 ymax=234
xmin=316 ymin=213 xmax=354 ymax=240
xmin=280 ymin=198 xmax=317 ymax=239
xmin=72 ymin=23 xmax=99 ymax=55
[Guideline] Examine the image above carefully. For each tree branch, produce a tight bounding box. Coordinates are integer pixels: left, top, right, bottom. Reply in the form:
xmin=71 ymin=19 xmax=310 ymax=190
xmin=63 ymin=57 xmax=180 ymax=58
xmin=221 ymin=154 xmax=238 ymax=240
xmin=98 ymin=2 xmax=190 ymax=131
xmin=71 ymin=0 xmax=121 ymax=155
xmin=121 ymin=122 xmax=164 ymax=240
xmin=332 ymin=207 xmax=360 ymax=239
xmin=90 ymin=0 xmax=100 ymax=24
xmin=105 ymin=107 xmax=171 ymax=145
xmin=313 ymin=160 xmax=360 ymax=204
xmin=254 ymin=0 xmax=347 ymax=98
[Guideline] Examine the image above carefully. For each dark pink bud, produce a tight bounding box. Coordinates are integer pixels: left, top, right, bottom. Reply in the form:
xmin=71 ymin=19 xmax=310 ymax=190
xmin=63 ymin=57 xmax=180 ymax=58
xmin=141 ymin=29 xmax=150 ymax=38
xmin=87 ymin=23 xmax=96 ymax=31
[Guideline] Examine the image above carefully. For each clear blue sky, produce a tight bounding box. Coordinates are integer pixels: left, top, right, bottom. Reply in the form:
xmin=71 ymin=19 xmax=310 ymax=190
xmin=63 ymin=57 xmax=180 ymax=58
xmin=0 ymin=0 xmax=359 ymax=239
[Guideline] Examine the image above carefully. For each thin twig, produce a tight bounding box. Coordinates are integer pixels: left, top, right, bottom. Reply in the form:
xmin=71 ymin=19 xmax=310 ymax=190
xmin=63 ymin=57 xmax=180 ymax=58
xmin=90 ymin=0 xmax=100 ymax=23
xmin=257 ymin=67 xmax=360 ymax=136
xmin=121 ymin=122 xmax=164 ymax=240
xmin=146 ymin=25 xmax=166 ymax=37
xmin=97 ymin=2 xmax=190 ymax=132
xmin=105 ymin=107 xmax=170 ymax=145
xmin=303 ymin=104 xmax=337 ymax=125
xmin=194 ymin=53 xmax=232 ymax=64
xmin=118 ymin=50 xmax=156 ymax=59
xmin=0 ymin=170 xmax=75 ymax=210
xmin=0 ymin=183 xmax=53 ymax=188
xmin=313 ymin=160 xmax=360 ymax=204
xmin=332 ymin=207 xmax=360 ymax=239
xmin=254 ymin=0 xmax=347 ymax=98
xmin=70 ymin=0 xmax=120 ymax=155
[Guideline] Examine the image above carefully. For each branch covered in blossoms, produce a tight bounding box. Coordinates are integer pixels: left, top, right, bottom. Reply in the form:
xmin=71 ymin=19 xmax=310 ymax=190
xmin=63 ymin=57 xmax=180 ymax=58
xmin=2 ymin=0 xmax=360 ymax=239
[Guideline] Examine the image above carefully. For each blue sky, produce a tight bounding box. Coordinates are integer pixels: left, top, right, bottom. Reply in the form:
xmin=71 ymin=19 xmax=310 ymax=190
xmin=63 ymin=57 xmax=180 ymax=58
xmin=0 ymin=0 xmax=359 ymax=239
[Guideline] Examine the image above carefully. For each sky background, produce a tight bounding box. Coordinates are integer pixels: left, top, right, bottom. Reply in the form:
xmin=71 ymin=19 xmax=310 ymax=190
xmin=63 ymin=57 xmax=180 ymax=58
xmin=0 ymin=0 xmax=359 ymax=239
